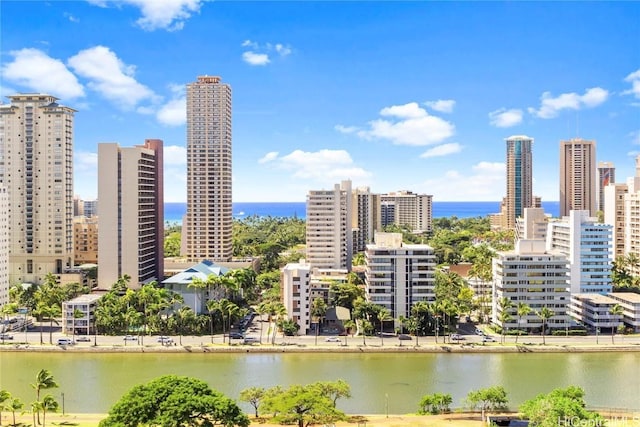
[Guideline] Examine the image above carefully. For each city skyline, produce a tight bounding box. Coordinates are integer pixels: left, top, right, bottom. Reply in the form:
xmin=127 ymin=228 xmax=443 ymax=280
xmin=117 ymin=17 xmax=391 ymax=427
xmin=1 ymin=1 xmax=639 ymax=203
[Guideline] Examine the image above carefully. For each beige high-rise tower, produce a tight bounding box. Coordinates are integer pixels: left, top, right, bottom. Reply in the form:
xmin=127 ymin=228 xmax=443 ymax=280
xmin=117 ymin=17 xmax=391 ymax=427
xmin=560 ymin=138 xmax=596 ymax=217
xmin=184 ymin=76 xmax=233 ymax=262
xmin=0 ymin=94 xmax=75 ymax=284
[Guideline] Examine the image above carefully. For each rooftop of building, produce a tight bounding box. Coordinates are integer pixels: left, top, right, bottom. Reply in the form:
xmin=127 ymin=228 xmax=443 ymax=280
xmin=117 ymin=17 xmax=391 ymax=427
xmin=66 ymin=292 xmax=105 ymax=304
xmin=609 ymin=292 xmax=640 ymax=303
xmin=571 ymin=293 xmax=618 ymax=305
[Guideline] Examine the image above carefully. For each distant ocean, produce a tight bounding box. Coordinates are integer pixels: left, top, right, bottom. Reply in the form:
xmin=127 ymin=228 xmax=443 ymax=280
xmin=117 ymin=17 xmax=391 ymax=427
xmin=164 ymin=201 xmax=560 ymax=224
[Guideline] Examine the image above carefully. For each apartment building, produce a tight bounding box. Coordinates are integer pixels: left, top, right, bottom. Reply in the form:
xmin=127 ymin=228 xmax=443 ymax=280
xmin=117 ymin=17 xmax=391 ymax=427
xmin=0 ymin=185 xmax=8 ymax=306
xmin=504 ymin=135 xmax=534 ymax=230
xmin=0 ymin=94 xmax=75 ymax=284
xmin=608 ymin=292 xmax=640 ymax=333
xmin=560 ymin=138 xmax=596 ymax=217
xmin=73 ymin=216 xmax=98 ymax=265
xmin=568 ymin=293 xmax=623 ymax=334
xmin=62 ymin=293 xmax=103 ymax=335
xmin=597 ymin=162 xmax=615 ymax=213
xmin=184 ymin=76 xmax=233 ymax=262
xmin=546 ymin=210 xmax=613 ymax=294
xmin=492 ymin=239 xmax=571 ymax=332
xmin=515 ymin=207 xmax=549 ymax=241
xmin=364 ymin=232 xmax=436 ymax=323
xmin=351 ymin=186 xmax=381 ymax=253
xmin=604 ymin=183 xmax=628 ymax=259
xmin=98 ymin=140 xmax=164 ymax=289
xmin=306 ymin=180 xmax=353 ymax=270
xmin=380 ymin=191 xmax=432 ymax=233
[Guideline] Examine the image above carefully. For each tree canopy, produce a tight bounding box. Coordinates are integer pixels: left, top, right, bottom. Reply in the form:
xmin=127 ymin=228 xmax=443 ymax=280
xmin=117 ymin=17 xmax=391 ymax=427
xmin=520 ymin=386 xmax=602 ymax=427
xmin=99 ymin=375 xmax=249 ymax=427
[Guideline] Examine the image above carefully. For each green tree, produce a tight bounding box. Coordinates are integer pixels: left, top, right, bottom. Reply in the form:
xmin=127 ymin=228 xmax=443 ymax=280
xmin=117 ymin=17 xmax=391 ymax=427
xmin=497 ymin=297 xmax=513 ymax=344
xmin=609 ymin=304 xmax=624 ymax=344
xmin=164 ymin=231 xmax=181 ymax=257
xmin=99 ymin=375 xmax=249 ymax=427
xmin=520 ymin=386 xmax=602 ymax=427
xmin=0 ymin=389 xmax=10 ymax=427
xmin=377 ymin=308 xmax=393 ymax=346
xmin=31 ymin=369 xmax=58 ymax=425
xmin=8 ymin=397 xmax=24 ymax=427
xmin=537 ymin=307 xmax=554 ymax=345
xmin=310 ymin=297 xmax=327 ymax=346
xmin=239 ymin=387 xmax=265 ymax=418
xmin=418 ymin=393 xmax=452 ymax=415
xmin=40 ymin=395 xmax=58 ymax=427
xmin=466 ymin=386 xmax=508 ymax=422
xmin=515 ymin=302 xmax=531 ymax=344
xmin=329 ymin=282 xmax=365 ymax=313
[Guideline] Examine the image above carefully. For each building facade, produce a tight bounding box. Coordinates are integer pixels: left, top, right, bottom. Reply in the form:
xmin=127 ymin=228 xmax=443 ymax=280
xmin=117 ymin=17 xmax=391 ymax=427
xmin=73 ymin=216 xmax=99 ymax=265
xmin=504 ymin=135 xmax=534 ymax=230
xmin=597 ymin=162 xmax=615 ymax=213
xmin=364 ymin=232 xmax=436 ymax=323
xmin=546 ymin=210 xmax=613 ymax=294
xmin=0 ymin=185 xmax=8 ymax=305
xmin=97 ymin=140 xmax=164 ymax=289
xmin=604 ymin=183 xmax=628 ymax=259
xmin=351 ymin=187 xmax=381 ymax=253
xmin=184 ymin=76 xmax=233 ymax=262
xmin=492 ymin=239 xmax=571 ymax=332
xmin=515 ymin=207 xmax=549 ymax=241
xmin=568 ymin=293 xmax=623 ymax=334
xmin=306 ymin=180 xmax=353 ymax=270
xmin=380 ymin=191 xmax=433 ymax=233
xmin=560 ymin=138 xmax=596 ymax=217
xmin=0 ymin=94 xmax=76 ymax=285
xmin=62 ymin=293 xmax=102 ymax=336
xmin=281 ymin=260 xmax=312 ymax=335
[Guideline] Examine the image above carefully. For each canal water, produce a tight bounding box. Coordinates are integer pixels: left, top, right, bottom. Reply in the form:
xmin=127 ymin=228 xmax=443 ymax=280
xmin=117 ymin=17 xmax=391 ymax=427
xmin=1 ymin=352 xmax=639 ymax=414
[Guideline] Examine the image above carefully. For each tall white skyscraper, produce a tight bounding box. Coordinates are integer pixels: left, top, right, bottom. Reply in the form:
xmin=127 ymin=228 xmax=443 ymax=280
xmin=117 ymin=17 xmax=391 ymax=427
xmin=184 ymin=76 xmax=233 ymax=262
xmin=0 ymin=185 xmax=8 ymax=305
xmin=98 ymin=140 xmax=164 ymax=289
xmin=306 ymin=180 xmax=353 ymax=270
xmin=0 ymin=94 xmax=75 ymax=284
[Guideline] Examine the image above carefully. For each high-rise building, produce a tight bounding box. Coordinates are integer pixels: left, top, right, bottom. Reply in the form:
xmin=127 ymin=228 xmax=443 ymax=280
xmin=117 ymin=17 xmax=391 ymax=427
xmin=515 ymin=207 xmax=549 ymax=241
xmin=97 ymin=139 xmax=164 ymax=289
xmin=560 ymin=138 xmax=596 ymax=217
xmin=380 ymin=191 xmax=433 ymax=233
xmin=604 ymin=183 xmax=628 ymax=259
xmin=306 ymin=180 xmax=353 ymax=270
xmin=0 ymin=185 xmax=8 ymax=305
xmin=597 ymin=162 xmax=615 ymax=213
xmin=351 ymin=187 xmax=381 ymax=253
xmin=184 ymin=76 xmax=233 ymax=262
xmin=503 ymin=135 xmax=534 ymax=230
xmin=546 ymin=210 xmax=612 ymax=294
xmin=0 ymin=94 xmax=75 ymax=284
xmin=73 ymin=216 xmax=98 ymax=265
xmin=364 ymin=232 xmax=436 ymax=323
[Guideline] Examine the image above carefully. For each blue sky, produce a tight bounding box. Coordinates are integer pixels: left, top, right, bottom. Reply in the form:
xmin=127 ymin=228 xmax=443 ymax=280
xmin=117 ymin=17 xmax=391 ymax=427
xmin=1 ymin=1 xmax=639 ymax=203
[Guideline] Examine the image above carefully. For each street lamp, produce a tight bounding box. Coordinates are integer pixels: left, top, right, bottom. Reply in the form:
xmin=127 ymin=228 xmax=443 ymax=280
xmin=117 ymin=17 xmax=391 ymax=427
xmin=385 ymin=393 xmax=389 ymax=418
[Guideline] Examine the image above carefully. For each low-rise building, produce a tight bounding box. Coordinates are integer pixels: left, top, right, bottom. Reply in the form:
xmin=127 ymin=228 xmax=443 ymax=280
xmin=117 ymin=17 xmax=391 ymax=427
xmin=162 ymin=260 xmax=229 ymax=314
xmin=608 ymin=292 xmax=640 ymax=333
xmin=62 ymin=293 xmax=103 ymax=335
xmin=569 ymin=293 xmax=623 ymax=333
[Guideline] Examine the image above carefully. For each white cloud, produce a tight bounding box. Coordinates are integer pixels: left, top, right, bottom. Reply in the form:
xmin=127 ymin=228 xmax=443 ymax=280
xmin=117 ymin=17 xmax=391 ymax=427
xmin=424 ymin=99 xmax=455 ymax=113
xmin=630 ymin=130 xmax=640 ymax=145
xmin=68 ymin=45 xmax=157 ymax=110
xmin=420 ymin=161 xmax=505 ymax=201
xmin=157 ymin=97 xmax=186 ymax=126
xmin=489 ymin=108 xmax=523 ymax=128
xmin=242 ymin=51 xmax=270 ymax=66
xmin=528 ymin=87 xmax=609 ymax=119
xmin=2 ymin=48 xmax=85 ymax=99
xmin=258 ymin=151 xmax=279 ymax=164
xmin=241 ymin=39 xmax=258 ymax=49
xmin=420 ymin=142 xmax=462 ymax=159
xmin=164 ymin=145 xmax=186 ymax=166
xmin=623 ymin=69 xmax=640 ymax=99
xmin=75 ymin=151 xmax=98 ymax=171
xmin=334 ymin=124 xmax=359 ymax=134
xmin=64 ymin=12 xmax=80 ymax=23
xmin=260 ymin=149 xmax=371 ymax=182
xmin=88 ymin=0 xmax=206 ymax=31
xmin=354 ymin=102 xmax=455 ymax=146
xmin=275 ymin=44 xmax=292 ymax=57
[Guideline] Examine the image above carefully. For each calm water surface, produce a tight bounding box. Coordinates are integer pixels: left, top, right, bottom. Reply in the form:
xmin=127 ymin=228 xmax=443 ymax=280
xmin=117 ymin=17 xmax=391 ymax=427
xmin=1 ymin=352 xmax=638 ymax=414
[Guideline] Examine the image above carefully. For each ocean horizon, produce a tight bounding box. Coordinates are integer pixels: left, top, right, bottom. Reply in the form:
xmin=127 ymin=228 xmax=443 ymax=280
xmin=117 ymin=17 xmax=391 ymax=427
xmin=165 ymin=201 xmax=560 ymax=224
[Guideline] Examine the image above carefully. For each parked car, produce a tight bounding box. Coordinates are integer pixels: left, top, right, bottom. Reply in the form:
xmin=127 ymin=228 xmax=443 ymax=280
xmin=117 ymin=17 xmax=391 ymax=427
xmin=450 ymin=334 xmax=465 ymax=341
xmin=475 ymin=329 xmax=485 ymax=336
xmin=229 ymin=332 xmax=244 ymax=340
xmin=0 ymin=333 xmax=14 ymax=340
xmin=156 ymin=335 xmax=170 ymax=342
xmin=398 ymin=334 xmax=412 ymax=341
xmin=325 ymin=336 xmax=341 ymax=342
xmin=76 ymin=336 xmax=91 ymax=342
xmin=123 ymin=335 xmax=137 ymax=341
xmin=243 ymin=337 xmax=259 ymax=344
xmin=482 ymin=336 xmax=496 ymax=342
xmin=57 ymin=338 xmax=75 ymax=345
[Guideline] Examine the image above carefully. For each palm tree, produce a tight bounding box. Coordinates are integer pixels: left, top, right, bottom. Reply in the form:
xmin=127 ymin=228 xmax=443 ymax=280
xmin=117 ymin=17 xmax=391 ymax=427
xmin=310 ymin=298 xmax=327 ymax=346
xmin=377 ymin=308 xmax=392 ymax=346
xmin=40 ymin=395 xmax=58 ymax=427
xmin=175 ymin=306 xmax=194 ymax=346
xmin=498 ymin=297 xmax=513 ymax=344
xmin=609 ymin=304 xmax=624 ymax=344
xmin=31 ymin=369 xmax=58 ymax=424
xmin=9 ymin=397 xmax=23 ymax=427
xmin=515 ymin=302 xmax=531 ymax=344
xmin=206 ymin=299 xmax=222 ymax=344
xmin=537 ymin=307 xmax=554 ymax=345
xmin=271 ymin=303 xmax=287 ymax=345
xmin=0 ymin=389 xmax=10 ymax=426
xmin=72 ymin=308 xmax=85 ymax=342
xmin=256 ymin=302 xmax=269 ymax=344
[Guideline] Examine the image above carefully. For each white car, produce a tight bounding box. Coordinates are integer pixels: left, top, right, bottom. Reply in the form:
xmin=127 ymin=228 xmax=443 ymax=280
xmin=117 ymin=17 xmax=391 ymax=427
xmin=482 ymin=336 xmax=497 ymax=342
xmin=450 ymin=334 xmax=466 ymax=341
xmin=57 ymin=338 xmax=75 ymax=345
xmin=123 ymin=335 xmax=138 ymax=341
xmin=76 ymin=336 xmax=91 ymax=342
xmin=325 ymin=336 xmax=341 ymax=342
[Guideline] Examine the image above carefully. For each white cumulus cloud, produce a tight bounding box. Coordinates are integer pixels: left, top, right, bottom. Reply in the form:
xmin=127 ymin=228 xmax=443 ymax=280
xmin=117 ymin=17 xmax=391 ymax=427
xmin=68 ymin=45 xmax=157 ymax=110
xmin=258 ymin=151 xmax=279 ymax=164
xmin=157 ymin=97 xmax=186 ymax=126
xmin=88 ymin=0 xmax=206 ymax=31
xmin=354 ymin=102 xmax=455 ymax=146
xmin=334 ymin=124 xmax=359 ymax=134
xmin=424 ymin=99 xmax=455 ymax=113
xmin=260 ymin=149 xmax=371 ymax=183
xmin=420 ymin=161 xmax=505 ymax=201
xmin=528 ymin=87 xmax=609 ymax=119
xmin=623 ymin=69 xmax=640 ymax=99
xmin=1 ymin=48 xmax=85 ymax=99
xmin=164 ymin=145 xmax=186 ymax=166
xmin=242 ymin=51 xmax=270 ymax=66
xmin=420 ymin=143 xmax=462 ymax=159
xmin=489 ymin=108 xmax=523 ymax=128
